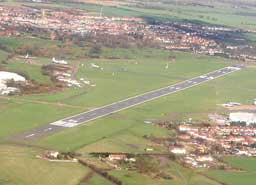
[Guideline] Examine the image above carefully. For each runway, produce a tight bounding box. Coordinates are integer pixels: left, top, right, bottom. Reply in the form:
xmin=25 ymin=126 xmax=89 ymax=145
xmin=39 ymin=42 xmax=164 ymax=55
xmin=11 ymin=66 xmax=242 ymax=141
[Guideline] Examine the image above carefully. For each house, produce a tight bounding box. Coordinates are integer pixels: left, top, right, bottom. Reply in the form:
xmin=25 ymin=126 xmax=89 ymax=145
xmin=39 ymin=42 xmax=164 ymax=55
xmin=196 ymin=155 xmax=213 ymax=162
xmin=178 ymin=134 xmax=191 ymax=140
xmin=45 ymin=151 xmax=59 ymax=159
xmin=170 ymin=147 xmax=186 ymax=155
xmin=145 ymin=148 xmax=154 ymax=152
xmin=108 ymin=154 xmax=127 ymax=161
xmin=178 ymin=125 xmax=198 ymax=132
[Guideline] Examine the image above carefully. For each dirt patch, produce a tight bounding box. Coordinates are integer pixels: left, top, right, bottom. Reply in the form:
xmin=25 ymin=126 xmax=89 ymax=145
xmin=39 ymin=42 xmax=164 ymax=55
xmin=126 ymin=144 xmax=139 ymax=149
xmin=155 ymin=113 xmax=182 ymax=123
xmin=80 ymin=171 xmax=94 ymax=183
xmin=226 ymin=105 xmax=256 ymax=111
xmin=73 ymin=0 xmax=128 ymax=6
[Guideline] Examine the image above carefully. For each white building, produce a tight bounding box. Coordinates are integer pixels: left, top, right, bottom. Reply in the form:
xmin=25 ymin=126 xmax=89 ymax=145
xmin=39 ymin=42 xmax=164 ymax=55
xmin=170 ymin=147 xmax=186 ymax=155
xmin=196 ymin=155 xmax=213 ymax=162
xmin=0 ymin=71 xmax=26 ymax=95
xmin=229 ymin=112 xmax=256 ymax=126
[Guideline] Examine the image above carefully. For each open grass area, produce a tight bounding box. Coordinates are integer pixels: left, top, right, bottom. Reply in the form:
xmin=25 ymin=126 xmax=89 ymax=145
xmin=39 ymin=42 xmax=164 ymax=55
xmin=0 ymin=36 xmax=58 ymax=52
xmin=35 ymin=67 xmax=256 ymax=152
xmin=206 ymin=157 xmax=256 ymax=185
xmin=77 ymin=127 xmax=170 ymax=154
xmin=20 ymin=49 xmax=229 ymax=107
xmin=79 ymin=175 xmax=113 ymax=185
xmin=0 ymin=144 xmax=86 ymax=185
xmin=0 ymin=50 xmax=7 ymax=59
xmin=0 ymin=100 xmax=82 ymax=141
xmin=0 ymin=36 xmax=85 ymax=59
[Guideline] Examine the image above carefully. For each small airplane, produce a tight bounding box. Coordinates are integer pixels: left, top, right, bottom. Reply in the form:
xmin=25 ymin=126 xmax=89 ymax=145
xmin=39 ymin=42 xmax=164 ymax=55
xmin=19 ymin=53 xmax=36 ymax=59
xmin=52 ymin=57 xmax=68 ymax=65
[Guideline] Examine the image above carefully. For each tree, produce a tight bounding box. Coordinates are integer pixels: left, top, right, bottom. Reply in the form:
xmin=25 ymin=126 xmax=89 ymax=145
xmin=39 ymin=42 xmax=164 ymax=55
xmin=88 ymin=44 xmax=102 ymax=58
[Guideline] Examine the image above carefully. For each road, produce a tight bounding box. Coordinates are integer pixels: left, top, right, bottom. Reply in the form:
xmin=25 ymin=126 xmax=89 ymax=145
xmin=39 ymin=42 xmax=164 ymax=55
xmin=10 ymin=66 xmax=242 ymax=141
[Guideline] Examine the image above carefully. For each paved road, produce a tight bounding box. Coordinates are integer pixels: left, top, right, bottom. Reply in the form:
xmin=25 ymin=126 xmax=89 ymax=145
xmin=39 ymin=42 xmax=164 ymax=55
xmin=11 ymin=66 xmax=242 ymax=141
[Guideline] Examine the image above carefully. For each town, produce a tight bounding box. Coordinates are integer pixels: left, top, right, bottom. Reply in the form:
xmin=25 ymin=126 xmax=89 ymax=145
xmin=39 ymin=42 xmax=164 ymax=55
xmin=1 ymin=5 xmax=256 ymax=62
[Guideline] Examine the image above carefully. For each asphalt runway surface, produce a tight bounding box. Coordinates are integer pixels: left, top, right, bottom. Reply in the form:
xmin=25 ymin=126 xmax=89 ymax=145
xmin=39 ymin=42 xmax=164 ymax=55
xmin=10 ymin=66 xmax=242 ymax=141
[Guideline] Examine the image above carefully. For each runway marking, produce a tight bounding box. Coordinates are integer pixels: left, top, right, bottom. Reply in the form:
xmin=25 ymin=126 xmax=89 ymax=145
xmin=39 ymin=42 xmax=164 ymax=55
xmin=44 ymin=128 xmax=52 ymax=131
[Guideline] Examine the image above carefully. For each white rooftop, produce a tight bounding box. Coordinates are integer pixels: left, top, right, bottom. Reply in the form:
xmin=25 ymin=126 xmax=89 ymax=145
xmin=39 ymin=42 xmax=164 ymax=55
xmin=0 ymin=71 xmax=26 ymax=83
xmin=0 ymin=71 xmax=26 ymax=95
xmin=229 ymin=112 xmax=256 ymax=125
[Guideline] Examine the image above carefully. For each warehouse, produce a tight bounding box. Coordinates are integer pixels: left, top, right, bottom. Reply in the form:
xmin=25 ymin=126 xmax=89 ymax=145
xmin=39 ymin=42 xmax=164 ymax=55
xmin=229 ymin=112 xmax=256 ymax=126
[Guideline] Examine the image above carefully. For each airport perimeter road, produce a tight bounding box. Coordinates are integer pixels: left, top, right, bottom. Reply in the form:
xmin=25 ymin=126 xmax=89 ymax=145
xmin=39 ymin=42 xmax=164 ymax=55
xmin=11 ymin=66 xmax=242 ymax=141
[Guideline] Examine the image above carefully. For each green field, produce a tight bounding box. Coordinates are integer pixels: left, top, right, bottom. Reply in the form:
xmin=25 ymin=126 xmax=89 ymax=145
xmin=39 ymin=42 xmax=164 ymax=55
xmin=0 ymin=100 xmax=83 ymax=141
xmin=0 ymin=144 xmax=86 ymax=185
xmin=110 ymin=160 xmax=220 ymax=185
xmin=0 ymin=36 xmax=58 ymax=52
xmin=207 ymin=157 xmax=256 ymax=185
xmin=0 ymin=144 xmax=115 ymax=185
